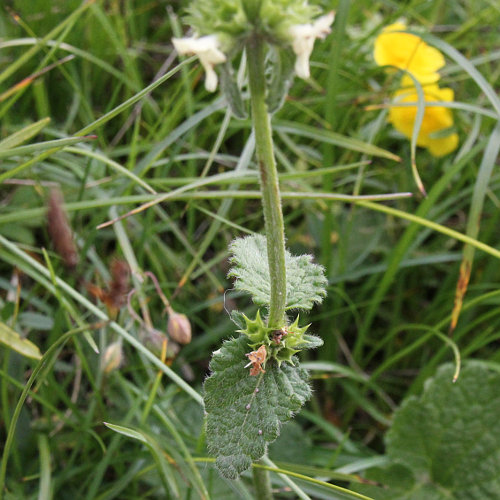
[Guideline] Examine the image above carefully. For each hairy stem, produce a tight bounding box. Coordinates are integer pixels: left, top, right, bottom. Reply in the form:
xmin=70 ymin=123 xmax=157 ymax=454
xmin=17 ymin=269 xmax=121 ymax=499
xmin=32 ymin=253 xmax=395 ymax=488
xmin=252 ymin=459 xmax=274 ymax=500
xmin=246 ymin=35 xmax=287 ymax=329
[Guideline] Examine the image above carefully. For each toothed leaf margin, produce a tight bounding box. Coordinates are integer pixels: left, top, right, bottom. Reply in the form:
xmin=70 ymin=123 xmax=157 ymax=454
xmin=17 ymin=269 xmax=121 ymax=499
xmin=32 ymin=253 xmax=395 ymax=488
xmin=228 ymin=234 xmax=327 ymax=311
xmin=204 ymin=335 xmax=311 ymax=479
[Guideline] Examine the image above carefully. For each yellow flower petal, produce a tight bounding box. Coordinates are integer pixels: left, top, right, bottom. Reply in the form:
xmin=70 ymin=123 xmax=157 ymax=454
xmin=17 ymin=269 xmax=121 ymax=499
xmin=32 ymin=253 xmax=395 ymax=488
xmin=388 ymin=79 xmax=458 ymax=156
xmin=374 ymin=23 xmax=445 ymax=83
xmin=427 ymin=133 xmax=459 ymax=157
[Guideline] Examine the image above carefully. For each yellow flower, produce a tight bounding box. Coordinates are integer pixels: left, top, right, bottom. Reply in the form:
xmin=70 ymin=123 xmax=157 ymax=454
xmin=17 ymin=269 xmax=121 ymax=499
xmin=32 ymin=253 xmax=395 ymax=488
xmin=388 ymin=77 xmax=458 ymax=157
xmin=374 ymin=22 xmax=445 ymax=83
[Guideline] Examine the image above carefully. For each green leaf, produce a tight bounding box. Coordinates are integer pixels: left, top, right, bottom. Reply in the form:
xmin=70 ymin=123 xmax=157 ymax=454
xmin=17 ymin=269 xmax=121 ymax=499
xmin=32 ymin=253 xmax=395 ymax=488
xmin=296 ymin=334 xmax=323 ymax=350
xmin=220 ymin=61 xmax=247 ymax=119
xmin=204 ymin=335 xmax=311 ymax=479
xmin=266 ymin=47 xmax=295 ymax=114
xmin=354 ymin=363 xmax=500 ymax=499
xmin=0 ymin=322 xmax=42 ymax=360
xmin=228 ymin=234 xmax=327 ymax=311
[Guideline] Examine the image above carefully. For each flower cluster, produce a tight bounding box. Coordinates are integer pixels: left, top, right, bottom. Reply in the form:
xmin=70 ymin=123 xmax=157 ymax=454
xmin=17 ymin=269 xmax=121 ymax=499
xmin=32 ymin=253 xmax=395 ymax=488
xmin=172 ymin=0 xmax=334 ymax=92
xmin=374 ymin=22 xmax=458 ymax=157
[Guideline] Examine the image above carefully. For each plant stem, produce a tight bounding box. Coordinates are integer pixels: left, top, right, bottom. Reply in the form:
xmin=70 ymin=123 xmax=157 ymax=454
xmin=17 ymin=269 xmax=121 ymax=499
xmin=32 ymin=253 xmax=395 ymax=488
xmin=252 ymin=459 xmax=274 ymax=500
xmin=246 ymin=34 xmax=287 ymax=329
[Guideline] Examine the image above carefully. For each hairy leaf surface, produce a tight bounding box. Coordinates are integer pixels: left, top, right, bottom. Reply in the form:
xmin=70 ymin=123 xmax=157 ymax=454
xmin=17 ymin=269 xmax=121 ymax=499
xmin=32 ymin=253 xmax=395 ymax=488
xmin=228 ymin=234 xmax=326 ymax=311
xmin=204 ymin=335 xmax=311 ymax=479
xmin=354 ymin=363 xmax=500 ymax=499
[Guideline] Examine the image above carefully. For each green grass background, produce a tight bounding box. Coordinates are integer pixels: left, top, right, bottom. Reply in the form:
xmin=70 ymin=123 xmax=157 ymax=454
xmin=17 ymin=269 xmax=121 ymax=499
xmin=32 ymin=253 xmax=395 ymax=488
xmin=0 ymin=0 xmax=499 ymax=498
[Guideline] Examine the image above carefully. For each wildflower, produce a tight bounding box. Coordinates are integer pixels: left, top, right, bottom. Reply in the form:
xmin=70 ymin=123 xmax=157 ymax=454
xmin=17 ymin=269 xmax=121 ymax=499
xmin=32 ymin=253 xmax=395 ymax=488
xmin=173 ymin=1 xmax=333 ymax=94
xmin=374 ymin=22 xmax=445 ymax=83
xmin=389 ymin=77 xmax=458 ymax=157
xmin=172 ymin=35 xmax=226 ymax=92
xmin=288 ymin=11 xmax=335 ymax=79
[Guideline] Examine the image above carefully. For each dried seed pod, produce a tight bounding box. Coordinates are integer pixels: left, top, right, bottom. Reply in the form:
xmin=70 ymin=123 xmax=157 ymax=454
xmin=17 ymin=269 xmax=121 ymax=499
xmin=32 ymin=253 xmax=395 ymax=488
xmin=47 ymin=188 xmax=78 ymax=268
xmin=245 ymin=345 xmax=267 ymax=376
xmin=107 ymin=259 xmax=130 ymax=310
xmin=87 ymin=259 xmax=130 ymax=319
xmin=167 ymin=312 xmax=192 ymax=345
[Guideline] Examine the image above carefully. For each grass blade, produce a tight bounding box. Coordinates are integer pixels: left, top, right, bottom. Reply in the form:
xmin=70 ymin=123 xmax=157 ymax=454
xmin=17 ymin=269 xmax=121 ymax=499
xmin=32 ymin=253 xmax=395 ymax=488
xmin=449 ymin=122 xmax=500 ymax=332
xmin=0 ymin=321 xmax=42 ymax=360
xmin=274 ymin=120 xmax=401 ymax=162
xmin=0 ymin=118 xmax=51 ymax=150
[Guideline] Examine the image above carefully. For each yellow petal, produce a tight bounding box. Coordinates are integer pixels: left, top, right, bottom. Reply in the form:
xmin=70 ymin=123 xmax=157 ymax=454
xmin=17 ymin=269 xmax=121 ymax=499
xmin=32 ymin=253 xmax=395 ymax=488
xmin=427 ymin=133 xmax=459 ymax=157
xmin=374 ymin=23 xmax=445 ymax=83
xmin=388 ymin=85 xmax=456 ymax=148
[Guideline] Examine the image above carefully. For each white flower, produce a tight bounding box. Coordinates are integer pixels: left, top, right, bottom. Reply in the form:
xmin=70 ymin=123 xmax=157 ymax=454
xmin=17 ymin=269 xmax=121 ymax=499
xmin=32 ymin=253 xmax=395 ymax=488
xmin=289 ymin=11 xmax=335 ymax=79
xmin=172 ymin=35 xmax=227 ymax=92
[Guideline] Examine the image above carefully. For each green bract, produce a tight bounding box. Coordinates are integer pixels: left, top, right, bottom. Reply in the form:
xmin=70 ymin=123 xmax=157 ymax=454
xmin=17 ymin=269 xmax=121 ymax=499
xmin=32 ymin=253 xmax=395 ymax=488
xmin=185 ymin=0 xmax=321 ymax=50
xmin=240 ymin=311 xmax=323 ymax=365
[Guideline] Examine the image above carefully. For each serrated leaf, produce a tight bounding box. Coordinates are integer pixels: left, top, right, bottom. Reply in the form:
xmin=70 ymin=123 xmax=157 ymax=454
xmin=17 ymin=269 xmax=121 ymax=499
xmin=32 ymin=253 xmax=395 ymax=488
xmin=354 ymin=362 xmax=500 ymax=499
xmin=228 ymin=234 xmax=327 ymax=311
xmin=0 ymin=322 xmax=42 ymax=360
xmin=204 ymin=335 xmax=311 ymax=479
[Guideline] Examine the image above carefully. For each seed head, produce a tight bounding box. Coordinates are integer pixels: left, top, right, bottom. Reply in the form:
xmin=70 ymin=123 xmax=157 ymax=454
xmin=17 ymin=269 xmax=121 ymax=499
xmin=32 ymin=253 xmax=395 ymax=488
xmin=47 ymin=188 xmax=78 ymax=268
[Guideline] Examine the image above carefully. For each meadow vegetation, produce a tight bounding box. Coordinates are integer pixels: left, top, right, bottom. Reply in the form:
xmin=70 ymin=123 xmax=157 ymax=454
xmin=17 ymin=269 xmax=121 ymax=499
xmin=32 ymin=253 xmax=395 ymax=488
xmin=0 ymin=0 xmax=499 ymax=498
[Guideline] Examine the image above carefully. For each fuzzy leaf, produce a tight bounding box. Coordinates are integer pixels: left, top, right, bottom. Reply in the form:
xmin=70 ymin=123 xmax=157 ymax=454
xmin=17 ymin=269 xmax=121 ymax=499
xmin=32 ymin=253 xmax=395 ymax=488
xmin=228 ymin=234 xmax=326 ymax=311
xmin=295 ymin=333 xmax=323 ymax=350
xmin=354 ymin=362 xmax=500 ymax=499
xmin=204 ymin=335 xmax=311 ymax=479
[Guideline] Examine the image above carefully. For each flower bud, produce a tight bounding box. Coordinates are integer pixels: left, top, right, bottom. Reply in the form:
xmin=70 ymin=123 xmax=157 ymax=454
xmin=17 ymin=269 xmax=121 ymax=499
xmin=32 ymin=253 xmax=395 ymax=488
xmin=144 ymin=328 xmax=180 ymax=360
xmin=167 ymin=312 xmax=192 ymax=345
xmin=102 ymin=340 xmax=123 ymax=374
